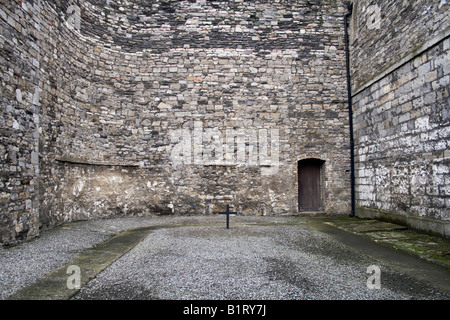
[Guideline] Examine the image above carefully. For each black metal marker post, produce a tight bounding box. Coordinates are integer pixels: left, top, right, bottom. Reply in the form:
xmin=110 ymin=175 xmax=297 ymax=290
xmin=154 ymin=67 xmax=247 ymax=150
xmin=218 ymin=204 xmax=237 ymax=229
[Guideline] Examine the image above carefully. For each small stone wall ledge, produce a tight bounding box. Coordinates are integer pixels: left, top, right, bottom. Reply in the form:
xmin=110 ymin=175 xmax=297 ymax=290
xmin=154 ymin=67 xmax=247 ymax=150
xmin=356 ymin=206 xmax=450 ymax=239
xmin=54 ymin=156 xmax=141 ymax=168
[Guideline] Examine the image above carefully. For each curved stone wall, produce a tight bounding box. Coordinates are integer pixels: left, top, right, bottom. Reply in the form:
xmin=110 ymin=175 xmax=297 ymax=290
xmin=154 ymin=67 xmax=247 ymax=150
xmin=1 ymin=0 xmax=352 ymax=244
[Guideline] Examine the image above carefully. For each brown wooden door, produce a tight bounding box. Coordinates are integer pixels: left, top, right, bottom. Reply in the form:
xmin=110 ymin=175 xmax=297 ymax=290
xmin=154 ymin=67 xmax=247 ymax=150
xmin=298 ymin=159 xmax=324 ymax=212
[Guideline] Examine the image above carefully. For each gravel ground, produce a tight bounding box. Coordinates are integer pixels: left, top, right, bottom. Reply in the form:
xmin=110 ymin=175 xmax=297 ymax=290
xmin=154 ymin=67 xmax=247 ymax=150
xmin=72 ymin=219 xmax=449 ymax=300
xmin=0 ymin=215 xmax=288 ymax=300
xmin=0 ymin=216 xmax=176 ymax=300
xmin=1 ymin=216 xmax=449 ymax=300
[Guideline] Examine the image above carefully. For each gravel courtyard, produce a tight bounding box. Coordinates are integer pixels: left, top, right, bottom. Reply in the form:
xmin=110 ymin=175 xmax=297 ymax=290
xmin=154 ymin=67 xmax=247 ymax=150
xmin=1 ymin=216 xmax=449 ymax=300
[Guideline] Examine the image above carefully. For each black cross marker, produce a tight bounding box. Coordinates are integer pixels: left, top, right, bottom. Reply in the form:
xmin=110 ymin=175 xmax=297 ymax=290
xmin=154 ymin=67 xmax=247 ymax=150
xmin=218 ymin=204 xmax=237 ymax=229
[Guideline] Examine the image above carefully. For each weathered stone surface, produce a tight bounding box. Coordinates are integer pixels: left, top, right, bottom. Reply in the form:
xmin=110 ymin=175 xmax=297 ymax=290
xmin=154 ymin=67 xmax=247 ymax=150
xmin=351 ymin=1 xmax=450 ymax=224
xmin=0 ymin=0 xmax=41 ymax=244
xmin=1 ymin=0 xmax=448 ymax=244
xmin=0 ymin=0 xmax=353 ymax=245
xmin=349 ymin=0 xmax=449 ymax=91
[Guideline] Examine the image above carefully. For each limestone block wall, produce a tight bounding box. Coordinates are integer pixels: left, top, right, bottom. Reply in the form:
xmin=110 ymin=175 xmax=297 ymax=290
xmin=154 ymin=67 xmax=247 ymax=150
xmin=351 ymin=0 xmax=450 ymax=235
xmin=349 ymin=0 xmax=449 ymax=91
xmin=0 ymin=1 xmax=41 ymax=243
xmin=1 ymin=0 xmax=352 ymax=244
xmin=3 ymin=0 xmax=447 ymax=244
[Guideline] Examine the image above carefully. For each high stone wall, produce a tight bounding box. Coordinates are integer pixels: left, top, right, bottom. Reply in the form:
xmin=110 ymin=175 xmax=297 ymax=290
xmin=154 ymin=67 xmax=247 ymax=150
xmin=1 ymin=0 xmax=352 ymax=244
xmin=350 ymin=0 xmax=450 ymax=236
xmin=3 ymin=0 xmax=448 ymax=244
xmin=0 ymin=0 xmax=41 ymax=243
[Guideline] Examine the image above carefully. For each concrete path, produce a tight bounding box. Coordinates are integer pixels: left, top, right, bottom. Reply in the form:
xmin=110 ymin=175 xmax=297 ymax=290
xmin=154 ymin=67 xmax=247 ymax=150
xmin=1 ymin=216 xmax=449 ymax=300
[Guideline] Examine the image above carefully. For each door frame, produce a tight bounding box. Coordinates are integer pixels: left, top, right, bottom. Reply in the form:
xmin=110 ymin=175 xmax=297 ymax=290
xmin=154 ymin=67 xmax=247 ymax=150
xmin=297 ymin=158 xmax=325 ymax=212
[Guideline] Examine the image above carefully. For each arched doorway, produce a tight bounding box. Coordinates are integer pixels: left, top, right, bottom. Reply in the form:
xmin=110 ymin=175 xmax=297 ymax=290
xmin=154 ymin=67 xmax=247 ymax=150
xmin=298 ymin=158 xmax=325 ymax=212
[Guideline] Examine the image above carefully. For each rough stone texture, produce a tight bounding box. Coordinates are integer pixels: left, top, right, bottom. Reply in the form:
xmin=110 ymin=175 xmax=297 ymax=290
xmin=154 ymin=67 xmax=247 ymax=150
xmin=1 ymin=0 xmax=352 ymax=244
xmin=350 ymin=0 xmax=449 ymax=91
xmin=0 ymin=0 xmax=41 ymax=243
xmin=1 ymin=0 xmax=448 ymax=245
xmin=350 ymin=1 xmax=450 ymax=225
